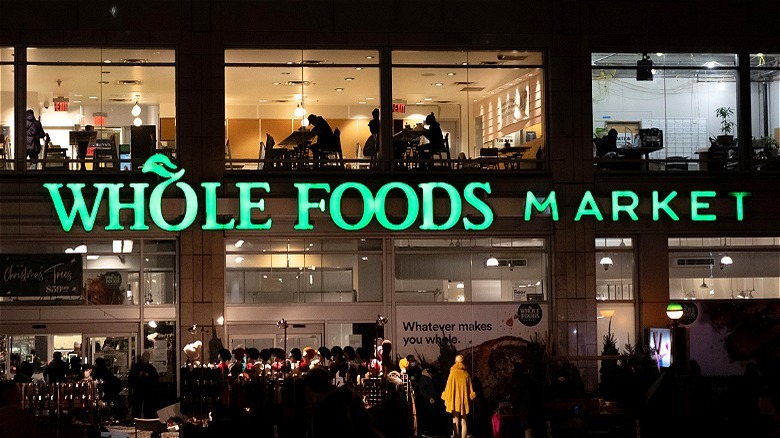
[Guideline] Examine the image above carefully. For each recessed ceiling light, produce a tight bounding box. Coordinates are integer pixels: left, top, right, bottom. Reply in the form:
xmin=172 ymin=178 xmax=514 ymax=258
xmin=89 ymin=96 xmax=99 ymax=100
xmin=273 ymin=82 xmax=282 ymax=85
xmin=365 ymin=55 xmax=374 ymax=59
xmin=73 ymin=94 xmax=82 ymax=97
xmin=259 ymin=99 xmax=268 ymax=102
xmin=73 ymin=100 xmax=82 ymax=103
xmin=461 ymin=62 xmax=467 ymax=66
xmin=335 ymin=88 xmax=344 ymax=92
xmin=345 ymin=77 xmax=355 ymax=81
xmin=415 ymin=102 xmax=423 ymax=105
xmin=355 ymin=67 xmax=363 ymax=70
xmin=434 ymin=83 xmax=444 ymax=86
xmin=358 ymin=101 xmax=366 ymax=104
xmin=424 ymin=97 xmax=432 ymax=101
xmin=287 ymin=61 xmax=294 ymax=65
xmin=447 ymin=72 xmax=456 ymax=76
xmin=365 ymin=97 xmax=374 ymax=100
xmin=103 ymin=60 xmax=111 ymax=64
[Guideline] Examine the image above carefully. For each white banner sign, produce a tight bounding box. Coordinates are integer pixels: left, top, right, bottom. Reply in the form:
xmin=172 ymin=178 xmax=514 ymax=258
xmin=395 ymin=303 xmax=548 ymax=360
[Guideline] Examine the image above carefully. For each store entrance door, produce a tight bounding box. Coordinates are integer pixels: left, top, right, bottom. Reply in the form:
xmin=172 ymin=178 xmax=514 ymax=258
xmin=83 ymin=333 xmax=137 ymax=377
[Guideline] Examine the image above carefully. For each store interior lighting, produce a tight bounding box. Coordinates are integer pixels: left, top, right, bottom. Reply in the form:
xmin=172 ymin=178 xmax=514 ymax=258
xmin=486 ymin=256 xmax=499 ymax=267
xmin=113 ymin=240 xmax=133 ymax=254
xmin=599 ymin=255 xmax=613 ymax=270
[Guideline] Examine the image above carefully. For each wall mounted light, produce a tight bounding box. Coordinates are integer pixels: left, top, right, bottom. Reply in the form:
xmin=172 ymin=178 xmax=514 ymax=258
xmin=666 ymin=302 xmax=684 ymax=321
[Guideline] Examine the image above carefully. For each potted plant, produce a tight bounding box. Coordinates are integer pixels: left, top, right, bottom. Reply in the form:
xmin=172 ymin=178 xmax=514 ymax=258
xmin=760 ymin=136 xmax=780 ymax=157
xmin=714 ymin=107 xmax=735 ymax=146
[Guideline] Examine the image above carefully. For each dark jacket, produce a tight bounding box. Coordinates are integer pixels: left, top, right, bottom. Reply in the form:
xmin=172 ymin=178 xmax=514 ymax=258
xmin=25 ymin=115 xmax=45 ymax=152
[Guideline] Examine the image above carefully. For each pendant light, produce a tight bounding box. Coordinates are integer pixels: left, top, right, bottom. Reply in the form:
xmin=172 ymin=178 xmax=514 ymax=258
xmin=133 ymin=117 xmax=142 ymax=127
xmin=131 ymin=101 xmax=142 ymax=117
xmin=599 ymin=238 xmax=613 ymax=270
xmin=486 ymin=256 xmax=499 ymax=267
xmin=293 ymin=50 xmax=306 ymax=121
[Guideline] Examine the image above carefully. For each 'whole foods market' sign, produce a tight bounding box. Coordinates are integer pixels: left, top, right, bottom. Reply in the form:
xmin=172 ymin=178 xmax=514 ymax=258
xmin=44 ymin=155 xmax=751 ymax=233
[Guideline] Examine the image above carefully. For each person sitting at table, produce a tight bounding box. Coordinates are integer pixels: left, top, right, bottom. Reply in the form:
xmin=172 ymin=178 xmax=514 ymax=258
xmin=418 ymin=113 xmax=446 ymax=168
xmin=307 ymin=113 xmax=336 ymax=165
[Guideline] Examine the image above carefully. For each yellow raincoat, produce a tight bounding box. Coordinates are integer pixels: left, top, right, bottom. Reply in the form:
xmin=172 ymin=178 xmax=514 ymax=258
xmin=441 ymin=362 xmax=477 ymax=415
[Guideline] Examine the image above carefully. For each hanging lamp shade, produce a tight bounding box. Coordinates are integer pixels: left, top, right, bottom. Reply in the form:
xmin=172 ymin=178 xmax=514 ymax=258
xmin=131 ymin=102 xmax=141 ymax=117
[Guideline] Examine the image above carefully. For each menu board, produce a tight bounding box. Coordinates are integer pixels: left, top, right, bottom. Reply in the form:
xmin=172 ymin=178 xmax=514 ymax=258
xmin=0 ymin=254 xmax=82 ymax=298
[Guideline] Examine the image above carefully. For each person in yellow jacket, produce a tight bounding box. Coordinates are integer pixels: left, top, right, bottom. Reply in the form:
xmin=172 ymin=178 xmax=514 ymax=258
xmin=441 ymin=354 xmax=476 ymax=438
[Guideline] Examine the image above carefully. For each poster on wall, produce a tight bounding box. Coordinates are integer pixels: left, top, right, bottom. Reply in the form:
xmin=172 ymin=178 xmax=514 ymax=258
xmin=397 ymin=302 xmax=549 ymax=407
xmin=396 ymin=302 xmax=548 ymax=361
xmin=0 ymin=254 xmax=82 ymax=298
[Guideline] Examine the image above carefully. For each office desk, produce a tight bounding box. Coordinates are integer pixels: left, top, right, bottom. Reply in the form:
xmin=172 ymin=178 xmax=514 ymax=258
xmin=618 ymin=146 xmax=663 ymax=170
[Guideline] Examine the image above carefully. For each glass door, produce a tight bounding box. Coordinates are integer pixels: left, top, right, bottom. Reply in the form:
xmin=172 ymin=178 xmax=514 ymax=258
xmin=84 ymin=334 xmax=137 ymax=378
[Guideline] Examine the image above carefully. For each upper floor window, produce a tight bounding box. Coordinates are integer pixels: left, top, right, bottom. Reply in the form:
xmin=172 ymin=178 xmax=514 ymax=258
xmin=0 ymin=47 xmax=14 ymax=171
xmin=750 ymin=53 xmax=780 ymax=171
xmin=592 ymin=53 xmax=738 ymax=172
xmin=24 ymin=47 xmax=175 ymax=172
xmin=225 ymin=49 xmax=379 ymax=170
xmin=391 ymin=50 xmax=545 ymax=171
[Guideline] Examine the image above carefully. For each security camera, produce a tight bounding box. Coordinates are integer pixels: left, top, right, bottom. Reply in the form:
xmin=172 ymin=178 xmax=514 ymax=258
xmin=43 ymin=101 xmax=50 ymax=109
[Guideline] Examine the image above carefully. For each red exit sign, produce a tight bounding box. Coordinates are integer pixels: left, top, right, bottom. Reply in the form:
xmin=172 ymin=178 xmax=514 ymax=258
xmin=54 ymin=100 xmax=69 ymax=111
xmin=392 ymin=103 xmax=406 ymax=113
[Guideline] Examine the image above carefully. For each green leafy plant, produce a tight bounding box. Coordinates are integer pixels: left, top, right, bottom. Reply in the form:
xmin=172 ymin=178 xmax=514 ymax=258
xmin=760 ymin=136 xmax=779 ymax=150
xmin=715 ymin=107 xmax=735 ymax=135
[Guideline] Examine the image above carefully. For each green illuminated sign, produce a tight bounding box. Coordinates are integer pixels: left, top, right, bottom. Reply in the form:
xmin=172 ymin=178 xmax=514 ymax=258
xmin=43 ymin=154 xmax=751 ymax=233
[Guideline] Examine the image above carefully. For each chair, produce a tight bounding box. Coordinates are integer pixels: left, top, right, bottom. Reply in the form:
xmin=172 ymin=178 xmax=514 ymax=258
xmin=43 ymin=135 xmax=68 ymax=170
xmin=479 ymin=147 xmax=499 ymax=169
xmin=262 ymin=134 xmax=286 ymax=169
xmin=431 ymin=133 xmax=451 ymax=168
xmin=321 ymin=128 xmax=344 ymax=168
xmin=93 ymin=140 xmax=118 ymax=171
xmin=134 ymin=418 xmax=164 ymax=437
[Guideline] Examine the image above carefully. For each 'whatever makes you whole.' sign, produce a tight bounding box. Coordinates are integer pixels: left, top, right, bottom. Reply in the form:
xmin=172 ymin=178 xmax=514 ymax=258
xmin=43 ymin=155 xmax=751 ymax=233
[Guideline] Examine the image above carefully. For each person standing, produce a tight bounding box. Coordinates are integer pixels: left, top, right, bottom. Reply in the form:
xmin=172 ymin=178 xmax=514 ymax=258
xmin=441 ymin=354 xmax=476 ymax=438
xmin=43 ymin=351 xmax=68 ymax=384
xmin=25 ymin=109 xmax=45 ymax=170
xmin=128 ymin=351 xmax=159 ymax=418
xmin=307 ymin=114 xmax=336 ymax=165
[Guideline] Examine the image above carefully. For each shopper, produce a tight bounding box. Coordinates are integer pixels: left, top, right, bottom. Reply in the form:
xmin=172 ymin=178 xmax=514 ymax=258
xmin=43 ymin=351 xmax=68 ymax=384
xmin=307 ymin=113 xmax=337 ymax=164
xmin=25 ymin=109 xmax=45 ymax=170
xmin=128 ymin=351 xmax=159 ymax=418
xmin=441 ymin=354 xmax=476 ymax=438
xmin=0 ymin=381 xmax=37 ymax=438
xmin=13 ymin=361 xmax=34 ymax=383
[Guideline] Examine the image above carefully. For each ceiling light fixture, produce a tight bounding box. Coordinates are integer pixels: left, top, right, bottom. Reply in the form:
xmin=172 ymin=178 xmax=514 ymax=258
xmin=235 ymin=239 xmax=245 ymax=248
xmin=599 ymin=255 xmax=613 ymax=270
xmin=133 ymin=117 xmax=142 ymax=127
xmin=720 ymin=255 xmax=733 ymax=269
xmin=131 ymin=101 xmax=141 ymax=117
xmin=486 ymin=256 xmax=499 ymax=267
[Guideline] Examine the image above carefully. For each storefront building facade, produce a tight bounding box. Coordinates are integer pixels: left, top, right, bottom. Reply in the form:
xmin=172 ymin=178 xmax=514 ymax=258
xmin=1 ymin=0 xmax=780 ymax=396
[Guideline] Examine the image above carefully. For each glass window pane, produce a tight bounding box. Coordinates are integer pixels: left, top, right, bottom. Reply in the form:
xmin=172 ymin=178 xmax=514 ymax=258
xmin=1 ymin=63 xmax=13 ymax=171
xmin=225 ymin=49 xmax=379 ymax=170
xmin=669 ymin=246 xmax=780 ymax=300
xmin=593 ymin=54 xmax=738 ymax=170
xmin=226 ymin=238 xmax=382 ymax=303
xmin=392 ymin=50 xmax=545 ymax=170
xmin=25 ymin=48 xmax=176 ymax=171
xmin=750 ymin=53 xmax=780 ymax=171
xmin=394 ymin=240 xmax=547 ymax=303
